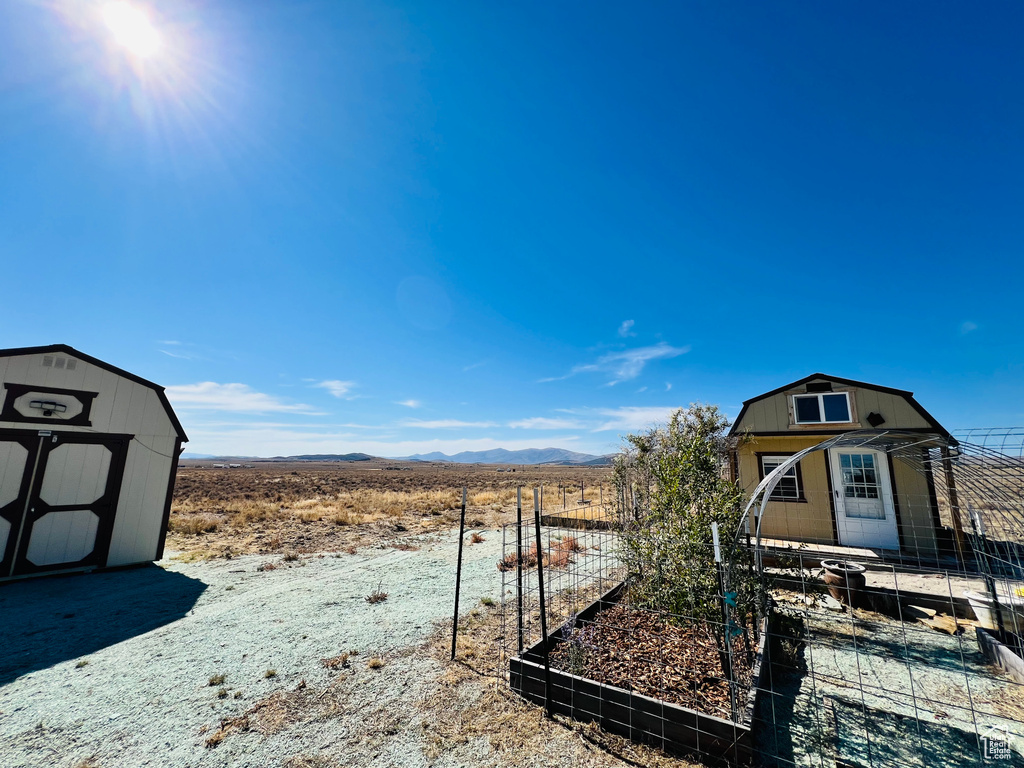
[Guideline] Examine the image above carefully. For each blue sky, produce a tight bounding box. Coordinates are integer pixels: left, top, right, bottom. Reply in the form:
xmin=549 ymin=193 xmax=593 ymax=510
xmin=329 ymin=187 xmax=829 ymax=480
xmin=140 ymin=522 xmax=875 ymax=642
xmin=2 ymin=1 xmax=1022 ymax=457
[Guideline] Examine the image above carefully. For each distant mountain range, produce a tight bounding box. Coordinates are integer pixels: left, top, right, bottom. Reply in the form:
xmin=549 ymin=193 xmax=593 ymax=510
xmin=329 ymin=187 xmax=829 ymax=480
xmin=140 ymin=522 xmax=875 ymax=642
xmin=180 ymin=452 xmax=375 ymax=462
xmin=398 ymin=448 xmax=613 ymax=466
xmin=180 ymin=448 xmax=613 ymax=465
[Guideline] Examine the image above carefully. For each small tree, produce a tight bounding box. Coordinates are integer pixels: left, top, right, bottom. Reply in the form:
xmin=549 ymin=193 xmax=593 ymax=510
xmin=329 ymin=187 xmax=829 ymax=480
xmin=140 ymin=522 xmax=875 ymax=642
xmin=614 ymin=404 xmax=764 ymax=655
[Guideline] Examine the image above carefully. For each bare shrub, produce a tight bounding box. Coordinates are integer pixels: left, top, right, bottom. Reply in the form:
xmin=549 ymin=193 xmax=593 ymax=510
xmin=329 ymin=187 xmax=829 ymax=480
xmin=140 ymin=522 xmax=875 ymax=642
xmin=169 ymin=515 xmax=219 ymax=535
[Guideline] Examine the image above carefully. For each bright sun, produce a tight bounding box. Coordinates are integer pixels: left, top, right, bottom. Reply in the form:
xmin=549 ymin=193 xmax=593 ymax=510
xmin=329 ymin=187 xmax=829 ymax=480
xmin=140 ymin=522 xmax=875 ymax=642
xmin=102 ymin=2 xmax=161 ymax=58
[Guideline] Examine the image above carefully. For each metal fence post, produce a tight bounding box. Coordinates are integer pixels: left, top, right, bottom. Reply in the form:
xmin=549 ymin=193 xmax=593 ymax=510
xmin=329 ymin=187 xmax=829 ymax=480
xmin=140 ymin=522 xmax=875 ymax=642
xmin=534 ymin=487 xmax=553 ymax=717
xmin=451 ymin=486 xmax=468 ymax=660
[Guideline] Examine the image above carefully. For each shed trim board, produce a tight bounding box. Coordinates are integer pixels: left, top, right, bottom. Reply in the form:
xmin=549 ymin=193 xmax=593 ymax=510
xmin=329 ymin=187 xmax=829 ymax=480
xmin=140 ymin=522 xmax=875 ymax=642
xmin=0 ymin=383 xmax=99 ymax=427
xmin=155 ymin=436 xmax=184 ymax=561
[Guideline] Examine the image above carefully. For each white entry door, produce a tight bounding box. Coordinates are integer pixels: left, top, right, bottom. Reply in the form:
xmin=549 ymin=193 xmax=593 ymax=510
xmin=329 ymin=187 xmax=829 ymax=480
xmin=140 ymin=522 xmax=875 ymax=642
xmin=829 ymin=448 xmax=900 ymax=550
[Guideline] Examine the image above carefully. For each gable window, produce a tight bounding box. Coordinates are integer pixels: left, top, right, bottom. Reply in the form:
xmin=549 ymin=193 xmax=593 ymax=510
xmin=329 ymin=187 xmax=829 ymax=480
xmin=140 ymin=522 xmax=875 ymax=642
xmin=793 ymin=392 xmax=851 ymax=424
xmin=760 ymin=455 xmax=803 ymax=501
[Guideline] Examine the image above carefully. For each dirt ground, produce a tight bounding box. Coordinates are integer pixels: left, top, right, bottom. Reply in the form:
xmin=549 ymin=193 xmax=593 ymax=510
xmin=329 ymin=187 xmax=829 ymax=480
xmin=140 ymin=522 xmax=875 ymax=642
xmin=0 ymin=510 xmax=695 ymax=768
xmin=2 ymin=462 xmax=704 ymax=768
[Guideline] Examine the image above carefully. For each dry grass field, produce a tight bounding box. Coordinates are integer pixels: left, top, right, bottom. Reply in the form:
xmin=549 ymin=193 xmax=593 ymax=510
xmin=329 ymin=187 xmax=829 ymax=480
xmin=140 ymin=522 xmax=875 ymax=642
xmin=167 ymin=459 xmax=613 ymax=559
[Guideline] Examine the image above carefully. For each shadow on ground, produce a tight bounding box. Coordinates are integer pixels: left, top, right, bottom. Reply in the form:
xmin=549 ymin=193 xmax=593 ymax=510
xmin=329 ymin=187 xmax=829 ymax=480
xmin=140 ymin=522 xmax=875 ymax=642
xmin=0 ymin=564 xmax=206 ymax=685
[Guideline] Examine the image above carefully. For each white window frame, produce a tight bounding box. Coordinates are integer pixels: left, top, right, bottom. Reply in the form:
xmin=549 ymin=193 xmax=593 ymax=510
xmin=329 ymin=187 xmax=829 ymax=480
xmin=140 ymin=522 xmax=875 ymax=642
xmin=792 ymin=392 xmax=852 ymax=425
xmin=760 ymin=455 xmax=802 ymax=501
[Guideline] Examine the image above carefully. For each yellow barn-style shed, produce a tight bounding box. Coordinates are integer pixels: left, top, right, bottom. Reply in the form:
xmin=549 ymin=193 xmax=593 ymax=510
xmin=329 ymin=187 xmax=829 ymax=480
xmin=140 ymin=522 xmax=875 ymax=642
xmin=0 ymin=345 xmax=187 ymax=581
xmin=728 ymin=374 xmax=950 ymax=559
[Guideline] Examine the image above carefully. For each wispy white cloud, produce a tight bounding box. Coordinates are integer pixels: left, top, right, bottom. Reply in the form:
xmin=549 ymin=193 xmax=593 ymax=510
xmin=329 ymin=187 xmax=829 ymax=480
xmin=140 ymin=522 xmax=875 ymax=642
xmin=462 ymin=360 xmax=487 ymax=372
xmin=617 ymin=319 xmax=636 ymax=337
xmin=636 ymin=386 xmax=647 ymax=393
xmin=395 ymin=399 xmax=421 ymax=408
xmin=508 ymin=417 xmax=585 ymax=430
xmin=541 ymin=342 xmax=690 ymax=386
xmin=665 ymin=382 xmax=673 ymax=392
xmin=591 ymin=406 xmax=679 ymax=432
xmin=401 ymin=419 xmax=499 ymax=429
xmin=160 ymin=349 xmax=193 ymax=360
xmin=165 ymin=382 xmax=322 ymax=414
xmin=156 ymin=340 xmax=239 ymax=363
xmin=960 ymin=321 xmax=978 ymax=336
xmin=316 ymin=380 xmax=357 ymax=399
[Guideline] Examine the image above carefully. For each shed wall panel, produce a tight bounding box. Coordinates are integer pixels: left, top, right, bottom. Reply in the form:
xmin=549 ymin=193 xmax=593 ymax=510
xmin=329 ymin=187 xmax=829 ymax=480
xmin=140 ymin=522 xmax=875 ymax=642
xmin=891 ymin=456 xmax=939 ymax=556
xmin=107 ymin=438 xmax=174 ymax=566
xmin=739 ymin=436 xmax=836 ymax=544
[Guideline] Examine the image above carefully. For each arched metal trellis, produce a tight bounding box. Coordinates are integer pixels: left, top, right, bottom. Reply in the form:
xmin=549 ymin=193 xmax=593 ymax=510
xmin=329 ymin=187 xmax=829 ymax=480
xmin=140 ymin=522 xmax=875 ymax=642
xmin=732 ymin=428 xmax=1024 ymax=631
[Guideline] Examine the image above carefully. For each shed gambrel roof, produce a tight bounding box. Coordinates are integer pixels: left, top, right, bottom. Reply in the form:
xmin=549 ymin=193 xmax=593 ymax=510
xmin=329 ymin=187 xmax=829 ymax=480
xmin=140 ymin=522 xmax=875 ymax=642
xmin=0 ymin=344 xmax=188 ymax=441
xmin=728 ymin=373 xmax=950 ymax=439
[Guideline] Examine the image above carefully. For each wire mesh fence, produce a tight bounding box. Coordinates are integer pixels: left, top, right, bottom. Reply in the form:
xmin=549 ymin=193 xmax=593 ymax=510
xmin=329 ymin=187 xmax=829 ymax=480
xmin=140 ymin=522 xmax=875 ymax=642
xmin=490 ymin=429 xmax=1024 ymax=766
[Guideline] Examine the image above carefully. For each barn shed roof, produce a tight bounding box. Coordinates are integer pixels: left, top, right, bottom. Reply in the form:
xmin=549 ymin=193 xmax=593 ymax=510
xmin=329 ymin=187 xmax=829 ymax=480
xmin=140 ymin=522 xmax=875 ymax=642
xmin=0 ymin=344 xmax=188 ymax=441
xmin=728 ymin=372 xmax=950 ymax=439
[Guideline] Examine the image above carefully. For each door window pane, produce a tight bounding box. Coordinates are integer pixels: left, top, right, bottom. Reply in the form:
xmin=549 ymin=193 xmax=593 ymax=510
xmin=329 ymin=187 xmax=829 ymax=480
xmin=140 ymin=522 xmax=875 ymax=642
xmin=838 ymin=452 xmax=886 ymax=516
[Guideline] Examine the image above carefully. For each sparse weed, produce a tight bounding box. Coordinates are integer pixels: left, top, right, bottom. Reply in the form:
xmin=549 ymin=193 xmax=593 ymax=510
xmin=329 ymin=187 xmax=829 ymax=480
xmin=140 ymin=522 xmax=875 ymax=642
xmin=75 ymin=660 xmax=89 ymax=669
xmin=209 ymin=674 xmax=226 ymax=686
xmin=321 ymin=652 xmax=350 ymax=670
xmin=264 ymin=669 xmax=277 ymax=679
xmin=480 ymin=596 xmax=496 ymax=607
xmin=367 ymin=657 xmax=384 ymax=670
xmin=365 ymin=581 xmax=388 ymax=604
xmin=469 ymin=532 xmax=485 ymax=544
xmin=217 ymin=688 xmax=229 ymax=699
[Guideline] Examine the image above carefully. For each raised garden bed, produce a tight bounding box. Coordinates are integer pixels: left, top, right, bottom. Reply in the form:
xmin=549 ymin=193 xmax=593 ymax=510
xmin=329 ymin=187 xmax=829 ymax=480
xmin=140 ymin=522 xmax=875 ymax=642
xmin=977 ymin=627 xmax=1024 ymax=684
xmin=509 ymin=583 xmax=770 ymax=763
xmin=539 ymin=512 xmax=616 ymax=531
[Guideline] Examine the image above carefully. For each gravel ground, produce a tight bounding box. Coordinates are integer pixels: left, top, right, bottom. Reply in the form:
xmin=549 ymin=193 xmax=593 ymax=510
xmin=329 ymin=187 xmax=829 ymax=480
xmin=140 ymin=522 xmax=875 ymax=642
xmin=0 ymin=528 xmax=505 ymax=768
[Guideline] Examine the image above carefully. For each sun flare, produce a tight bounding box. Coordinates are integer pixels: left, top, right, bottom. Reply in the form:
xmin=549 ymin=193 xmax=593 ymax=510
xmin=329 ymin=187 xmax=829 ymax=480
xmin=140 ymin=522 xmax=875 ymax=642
xmin=102 ymin=2 xmax=161 ymax=58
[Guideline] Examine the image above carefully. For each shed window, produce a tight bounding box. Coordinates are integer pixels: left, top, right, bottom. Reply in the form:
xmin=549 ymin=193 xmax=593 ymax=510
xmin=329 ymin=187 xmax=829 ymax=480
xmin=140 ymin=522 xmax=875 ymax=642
xmin=760 ymin=456 xmax=802 ymax=501
xmin=793 ymin=392 xmax=851 ymax=424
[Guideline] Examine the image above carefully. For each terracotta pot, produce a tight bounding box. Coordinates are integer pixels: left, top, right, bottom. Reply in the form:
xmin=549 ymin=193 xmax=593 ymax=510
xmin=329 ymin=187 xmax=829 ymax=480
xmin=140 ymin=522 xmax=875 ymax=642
xmin=821 ymin=559 xmax=867 ymax=606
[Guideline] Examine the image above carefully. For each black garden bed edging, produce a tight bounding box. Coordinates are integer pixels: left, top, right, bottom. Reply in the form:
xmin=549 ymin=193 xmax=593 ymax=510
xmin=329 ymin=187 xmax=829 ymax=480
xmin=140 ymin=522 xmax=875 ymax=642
xmin=509 ymin=582 xmax=771 ymax=764
xmin=977 ymin=627 xmax=1024 ymax=684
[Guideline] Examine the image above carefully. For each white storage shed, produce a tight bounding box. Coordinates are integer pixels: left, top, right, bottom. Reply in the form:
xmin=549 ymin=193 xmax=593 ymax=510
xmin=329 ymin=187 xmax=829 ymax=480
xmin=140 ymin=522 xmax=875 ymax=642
xmin=0 ymin=344 xmax=187 ymax=581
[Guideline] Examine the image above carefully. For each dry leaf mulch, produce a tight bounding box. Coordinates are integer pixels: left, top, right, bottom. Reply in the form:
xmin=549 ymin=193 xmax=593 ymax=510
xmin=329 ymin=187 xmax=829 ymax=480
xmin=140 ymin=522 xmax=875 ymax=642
xmin=549 ymin=603 xmax=755 ymax=720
